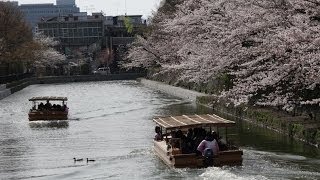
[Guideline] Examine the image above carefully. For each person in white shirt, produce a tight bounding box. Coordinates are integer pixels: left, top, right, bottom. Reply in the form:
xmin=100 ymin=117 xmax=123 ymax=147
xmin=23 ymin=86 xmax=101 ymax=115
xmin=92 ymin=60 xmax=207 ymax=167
xmin=197 ymin=132 xmax=219 ymax=156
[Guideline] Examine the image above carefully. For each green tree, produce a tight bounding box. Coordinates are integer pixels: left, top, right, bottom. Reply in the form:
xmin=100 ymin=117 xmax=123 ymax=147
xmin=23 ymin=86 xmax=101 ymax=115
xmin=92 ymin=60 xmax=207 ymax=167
xmin=124 ymin=16 xmax=133 ymax=34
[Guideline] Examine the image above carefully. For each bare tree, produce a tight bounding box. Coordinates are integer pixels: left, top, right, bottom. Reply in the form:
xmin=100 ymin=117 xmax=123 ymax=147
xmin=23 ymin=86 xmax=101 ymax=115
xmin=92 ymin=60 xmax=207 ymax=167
xmin=0 ymin=2 xmax=36 ymax=75
xmin=0 ymin=2 xmax=34 ymax=63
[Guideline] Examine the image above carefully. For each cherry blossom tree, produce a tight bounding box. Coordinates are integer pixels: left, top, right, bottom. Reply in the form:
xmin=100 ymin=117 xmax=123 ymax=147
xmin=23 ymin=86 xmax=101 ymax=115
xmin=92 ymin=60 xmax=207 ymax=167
xmin=124 ymin=0 xmax=320 ymax=110
xmin=32 ymin=32 xmax=66 ymax=67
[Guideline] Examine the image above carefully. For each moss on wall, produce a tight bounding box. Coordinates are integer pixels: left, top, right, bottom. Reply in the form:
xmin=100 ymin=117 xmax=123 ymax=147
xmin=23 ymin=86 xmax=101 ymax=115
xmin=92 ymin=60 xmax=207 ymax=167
xmin=197 ymin=95 xmax=320 ymax=148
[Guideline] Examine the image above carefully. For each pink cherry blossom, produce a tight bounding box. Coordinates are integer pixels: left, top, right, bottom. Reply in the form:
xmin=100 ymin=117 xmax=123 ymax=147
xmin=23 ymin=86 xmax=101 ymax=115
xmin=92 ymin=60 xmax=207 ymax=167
xmin=124 ymin=0 xmax=320 ymax=110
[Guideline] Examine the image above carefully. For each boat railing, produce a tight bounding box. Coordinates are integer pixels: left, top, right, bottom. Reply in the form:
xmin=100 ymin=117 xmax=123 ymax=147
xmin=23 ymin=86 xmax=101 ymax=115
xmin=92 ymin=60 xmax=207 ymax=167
xmin=29 ymin=108 xmax=68 ymax=113
xmin=167 ymin=138 xmax=182 ymax=155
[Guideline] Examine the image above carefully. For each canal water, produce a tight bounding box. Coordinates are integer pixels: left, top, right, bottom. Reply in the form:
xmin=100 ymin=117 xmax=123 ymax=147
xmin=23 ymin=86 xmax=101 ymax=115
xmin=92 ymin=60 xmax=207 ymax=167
xmin=0 ymin=81 xmax=319 ymax=180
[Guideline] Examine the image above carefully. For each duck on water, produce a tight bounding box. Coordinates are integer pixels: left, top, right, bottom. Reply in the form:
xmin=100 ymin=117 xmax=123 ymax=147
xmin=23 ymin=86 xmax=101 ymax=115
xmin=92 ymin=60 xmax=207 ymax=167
xmin=73 ymin=158 xmax=83 ymax=162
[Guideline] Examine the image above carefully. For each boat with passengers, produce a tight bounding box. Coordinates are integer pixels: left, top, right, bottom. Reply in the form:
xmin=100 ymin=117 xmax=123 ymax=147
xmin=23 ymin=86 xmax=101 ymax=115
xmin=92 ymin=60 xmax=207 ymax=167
xmin=153 ymin=114 xmax=243 ymax=168
xmin=28 ymin=96 xmax=68 ymax=121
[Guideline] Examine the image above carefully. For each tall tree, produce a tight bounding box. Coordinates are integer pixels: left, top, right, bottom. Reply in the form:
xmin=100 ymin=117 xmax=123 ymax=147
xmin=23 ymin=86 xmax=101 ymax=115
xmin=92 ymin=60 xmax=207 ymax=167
xmin=124 ymin=0 xmax=320 ymax=109
xmin=0 ymin=2 xmax=35 ymax=63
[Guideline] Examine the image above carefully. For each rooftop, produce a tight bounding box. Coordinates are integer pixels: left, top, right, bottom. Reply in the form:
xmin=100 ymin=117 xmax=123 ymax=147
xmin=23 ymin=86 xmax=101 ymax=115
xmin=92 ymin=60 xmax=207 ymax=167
xmin=29 ymin=96 xmax=68 ymax=101
xmin=153 ymin=114 xmax=235 ymax=130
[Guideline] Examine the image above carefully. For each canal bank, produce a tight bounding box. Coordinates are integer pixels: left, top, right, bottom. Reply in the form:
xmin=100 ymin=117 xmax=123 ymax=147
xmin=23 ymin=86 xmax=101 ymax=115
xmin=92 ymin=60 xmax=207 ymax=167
xmin=0 ymin=73 xmax=145 ymax=100
xmin=0 ymin=84 xmax=10 ymax=100
xmin=1 ymin=81 xmax=320 ymax=179
xmin=138 ymin=78 xmax=320 ymax=148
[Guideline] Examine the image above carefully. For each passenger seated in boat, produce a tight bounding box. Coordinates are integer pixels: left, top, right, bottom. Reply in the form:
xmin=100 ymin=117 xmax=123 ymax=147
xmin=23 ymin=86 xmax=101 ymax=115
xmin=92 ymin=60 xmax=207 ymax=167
xmin=62 ymin=104 xmax=67 ymax=111
xmin=45 ymin=100 xmax=52 ymax=109
xmin=214 ymin=132 xmax=228 ymax=151
xmin=56 ymin=104 xmax=62 ymax=111
xmin=197 ymin=132 xmax=219 ymax=156
xmin=38 ymin=102 xmax=44 ymax=110
xmin=187 ymin=128 xmax=193 ymax=141
xmin=176 ymin=130 xmax=191 ymax=154
xmin=169 ymin=130 xmax=177 ymax=147
xmin=185 ymin=128 xmax=194 ymax=153
xmin=154 ymin=126 xmax=163 ymax=141
xmin=193 ymin=128 xmax=207 ymax=153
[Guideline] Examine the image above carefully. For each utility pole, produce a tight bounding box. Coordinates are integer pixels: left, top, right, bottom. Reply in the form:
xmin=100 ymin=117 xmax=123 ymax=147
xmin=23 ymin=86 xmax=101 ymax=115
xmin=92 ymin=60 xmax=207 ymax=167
xmin=125 ymin=0 xmax=127 ymax=16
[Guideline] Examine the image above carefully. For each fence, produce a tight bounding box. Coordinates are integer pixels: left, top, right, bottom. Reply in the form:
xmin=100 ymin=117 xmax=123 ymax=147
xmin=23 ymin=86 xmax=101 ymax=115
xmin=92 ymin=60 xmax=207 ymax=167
xmin=0 ymin=73 xmax=34 ymax=84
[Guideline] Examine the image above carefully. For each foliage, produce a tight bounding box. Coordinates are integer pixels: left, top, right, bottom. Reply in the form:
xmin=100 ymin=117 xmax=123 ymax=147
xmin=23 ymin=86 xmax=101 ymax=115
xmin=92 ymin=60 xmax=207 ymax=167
xmin=0 ymin=2 xmax=65 ymax=75
xmin=124 ymin=0 xmax=320 ymax=110
xmin=32 ymin=32 xmax=66 ymax=67
xmin=124 ymin=16 xmax=133 ymax=34
xmin=0 ymin=2 xmax=35 ymax=63
xmin=97 ymin=48 xmax=113 ymax=66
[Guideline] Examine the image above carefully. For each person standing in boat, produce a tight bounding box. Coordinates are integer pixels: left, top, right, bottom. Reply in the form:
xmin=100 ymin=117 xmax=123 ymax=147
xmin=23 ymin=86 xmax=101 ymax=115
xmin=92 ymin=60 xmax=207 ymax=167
xmin=197 ymin=132 xmax=219 ymax=156
xmin=154 ymin=126 xmax=163 ymax=141
xmin=45 ymin=100 xmax=52 ymax=110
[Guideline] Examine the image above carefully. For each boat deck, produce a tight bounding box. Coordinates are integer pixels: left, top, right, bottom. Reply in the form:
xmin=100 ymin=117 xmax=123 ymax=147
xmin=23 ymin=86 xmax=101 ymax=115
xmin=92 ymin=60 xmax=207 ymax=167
xmin=154 ymin=140 xmax=243 ymax=168
xmin=28 ymin=111 xmax=68 ymax=121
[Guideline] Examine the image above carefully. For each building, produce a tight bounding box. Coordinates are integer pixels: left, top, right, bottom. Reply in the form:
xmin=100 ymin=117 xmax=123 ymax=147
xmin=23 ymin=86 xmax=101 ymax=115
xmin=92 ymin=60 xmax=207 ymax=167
xmin=37 ymin=12 xmax=105 ymax=49
xmin=19 ymin=0 xmax=80 ymax=32
xmin=56 ymin=0 xmax=75 ymax=6
xmin=105 ymin=15 xmax=146 ymax=46
xmin=37 ymin=14 xmax=146 ymax=48
xmin=104 ymin=15 xmax=147 ymax=72
xmin=7 ymin=1 xmax=18 ymax=6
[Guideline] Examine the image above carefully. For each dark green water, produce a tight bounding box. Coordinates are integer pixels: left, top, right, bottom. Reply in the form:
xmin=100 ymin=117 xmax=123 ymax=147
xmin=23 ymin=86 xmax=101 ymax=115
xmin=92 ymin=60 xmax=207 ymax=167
xmin=0 ymin=80 xmax=319 ymax=179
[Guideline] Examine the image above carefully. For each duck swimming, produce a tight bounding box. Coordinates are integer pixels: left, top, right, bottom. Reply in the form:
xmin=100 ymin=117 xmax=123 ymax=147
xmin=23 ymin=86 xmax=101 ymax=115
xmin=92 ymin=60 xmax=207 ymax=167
xmin=86 ymin=158 xmax=95 ymax=162
xmin=73 ymin=158 xmax=83 ymax=162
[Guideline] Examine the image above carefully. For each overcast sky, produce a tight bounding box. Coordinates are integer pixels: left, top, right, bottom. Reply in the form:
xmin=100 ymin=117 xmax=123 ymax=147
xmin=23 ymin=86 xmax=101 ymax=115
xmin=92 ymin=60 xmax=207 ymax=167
xmin=13 ymin=0 xmax=162 ymax=18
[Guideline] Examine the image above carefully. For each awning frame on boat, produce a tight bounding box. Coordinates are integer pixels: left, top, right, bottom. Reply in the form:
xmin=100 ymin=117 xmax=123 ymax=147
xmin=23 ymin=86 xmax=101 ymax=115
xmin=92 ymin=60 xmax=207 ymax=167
xmin=153 ymin=114 xmax=235 ymax=130
xmin=29 ymin=96 xmax=68 ymax=101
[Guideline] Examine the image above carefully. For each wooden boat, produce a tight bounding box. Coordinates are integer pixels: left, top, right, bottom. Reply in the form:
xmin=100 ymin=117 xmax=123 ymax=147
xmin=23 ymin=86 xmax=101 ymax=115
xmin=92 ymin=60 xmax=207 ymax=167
xmin=28 ymin=96 xmax=68 ymax=121
xmin=153 ymin=114 xmax=243 ymax=168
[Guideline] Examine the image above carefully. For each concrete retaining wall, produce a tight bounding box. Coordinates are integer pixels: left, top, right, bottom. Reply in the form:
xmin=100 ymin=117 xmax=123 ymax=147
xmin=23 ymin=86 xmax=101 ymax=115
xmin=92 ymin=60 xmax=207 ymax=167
xmin=0 ymin=84 xmax=11 ymax=100
xmin=35 ymin=74 xmax=144 ymax=84
xmin=0 ymin=73 xmax=145 ymax=100
xmin=0 ymin=84 xmax=5 ymax=90
xmin=138 ymin=78 xmax=206 ymax=102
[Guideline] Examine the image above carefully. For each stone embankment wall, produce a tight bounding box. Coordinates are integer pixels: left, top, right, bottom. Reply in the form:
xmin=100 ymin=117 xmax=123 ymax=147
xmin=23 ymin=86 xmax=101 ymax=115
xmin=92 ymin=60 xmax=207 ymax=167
xmin=138 ymin=78 xmax=206 ymax=102
xmin=196 ymin=96 xmax=320 ymax=148
xmin=0 ymin=74 xmax=145 ymax=100
xmin=0 ymin=84 xmax=11 ymax=100
xmin=139 ymin=78 xmax=320 ymax=148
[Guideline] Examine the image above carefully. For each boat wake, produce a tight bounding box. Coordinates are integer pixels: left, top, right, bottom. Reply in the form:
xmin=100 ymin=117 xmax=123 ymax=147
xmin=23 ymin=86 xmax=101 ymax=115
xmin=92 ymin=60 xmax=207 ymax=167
xmin=200 ymin=167 xmax=268 ymax=180
xmin=29 ymin=120 xmax=69 ymax=129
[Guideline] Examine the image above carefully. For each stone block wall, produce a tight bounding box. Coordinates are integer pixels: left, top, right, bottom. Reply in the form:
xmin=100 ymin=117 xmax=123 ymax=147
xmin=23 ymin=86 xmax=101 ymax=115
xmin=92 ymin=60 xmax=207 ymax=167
xmin=0 ymin=84 xmax=11 ymax=100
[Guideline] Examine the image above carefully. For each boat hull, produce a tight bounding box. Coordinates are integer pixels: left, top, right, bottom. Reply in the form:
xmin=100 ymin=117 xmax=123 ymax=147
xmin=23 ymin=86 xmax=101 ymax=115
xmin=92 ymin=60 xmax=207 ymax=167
xmin=153 ymin=140 xmax=243 ymax=168
xmin=28 ymin=111 xmax=68 ymax=121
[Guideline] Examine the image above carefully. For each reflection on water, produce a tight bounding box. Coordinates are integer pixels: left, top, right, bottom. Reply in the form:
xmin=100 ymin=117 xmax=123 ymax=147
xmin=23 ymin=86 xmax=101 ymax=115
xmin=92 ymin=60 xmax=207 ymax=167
xmin=0 ymin=81 xmax=319 ymax=180
xmin=29 ymin=121 xmax=69 ymax=129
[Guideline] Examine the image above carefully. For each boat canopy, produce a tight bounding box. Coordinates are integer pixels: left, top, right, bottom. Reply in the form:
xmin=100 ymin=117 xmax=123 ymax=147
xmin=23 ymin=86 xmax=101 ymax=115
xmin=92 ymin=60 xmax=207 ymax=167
xmin=153 ymin=114 xmax=235 ymax=130
xmin=29 ymin=96 xmax=68 ymax=101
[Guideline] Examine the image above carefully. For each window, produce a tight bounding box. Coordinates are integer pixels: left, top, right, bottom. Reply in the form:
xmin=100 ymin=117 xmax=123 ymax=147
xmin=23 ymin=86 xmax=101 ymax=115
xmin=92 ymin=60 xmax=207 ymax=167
xmin=84 ymin=29 xmax=88 ymax=36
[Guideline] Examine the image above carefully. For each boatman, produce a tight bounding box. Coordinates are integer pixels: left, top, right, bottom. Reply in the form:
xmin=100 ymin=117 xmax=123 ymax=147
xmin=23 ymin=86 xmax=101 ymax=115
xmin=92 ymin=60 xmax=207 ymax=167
xmin=197 ymin=132 xmax=219 ymax=156
xmin=45 ymin=100 xmax=52 ymax=109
